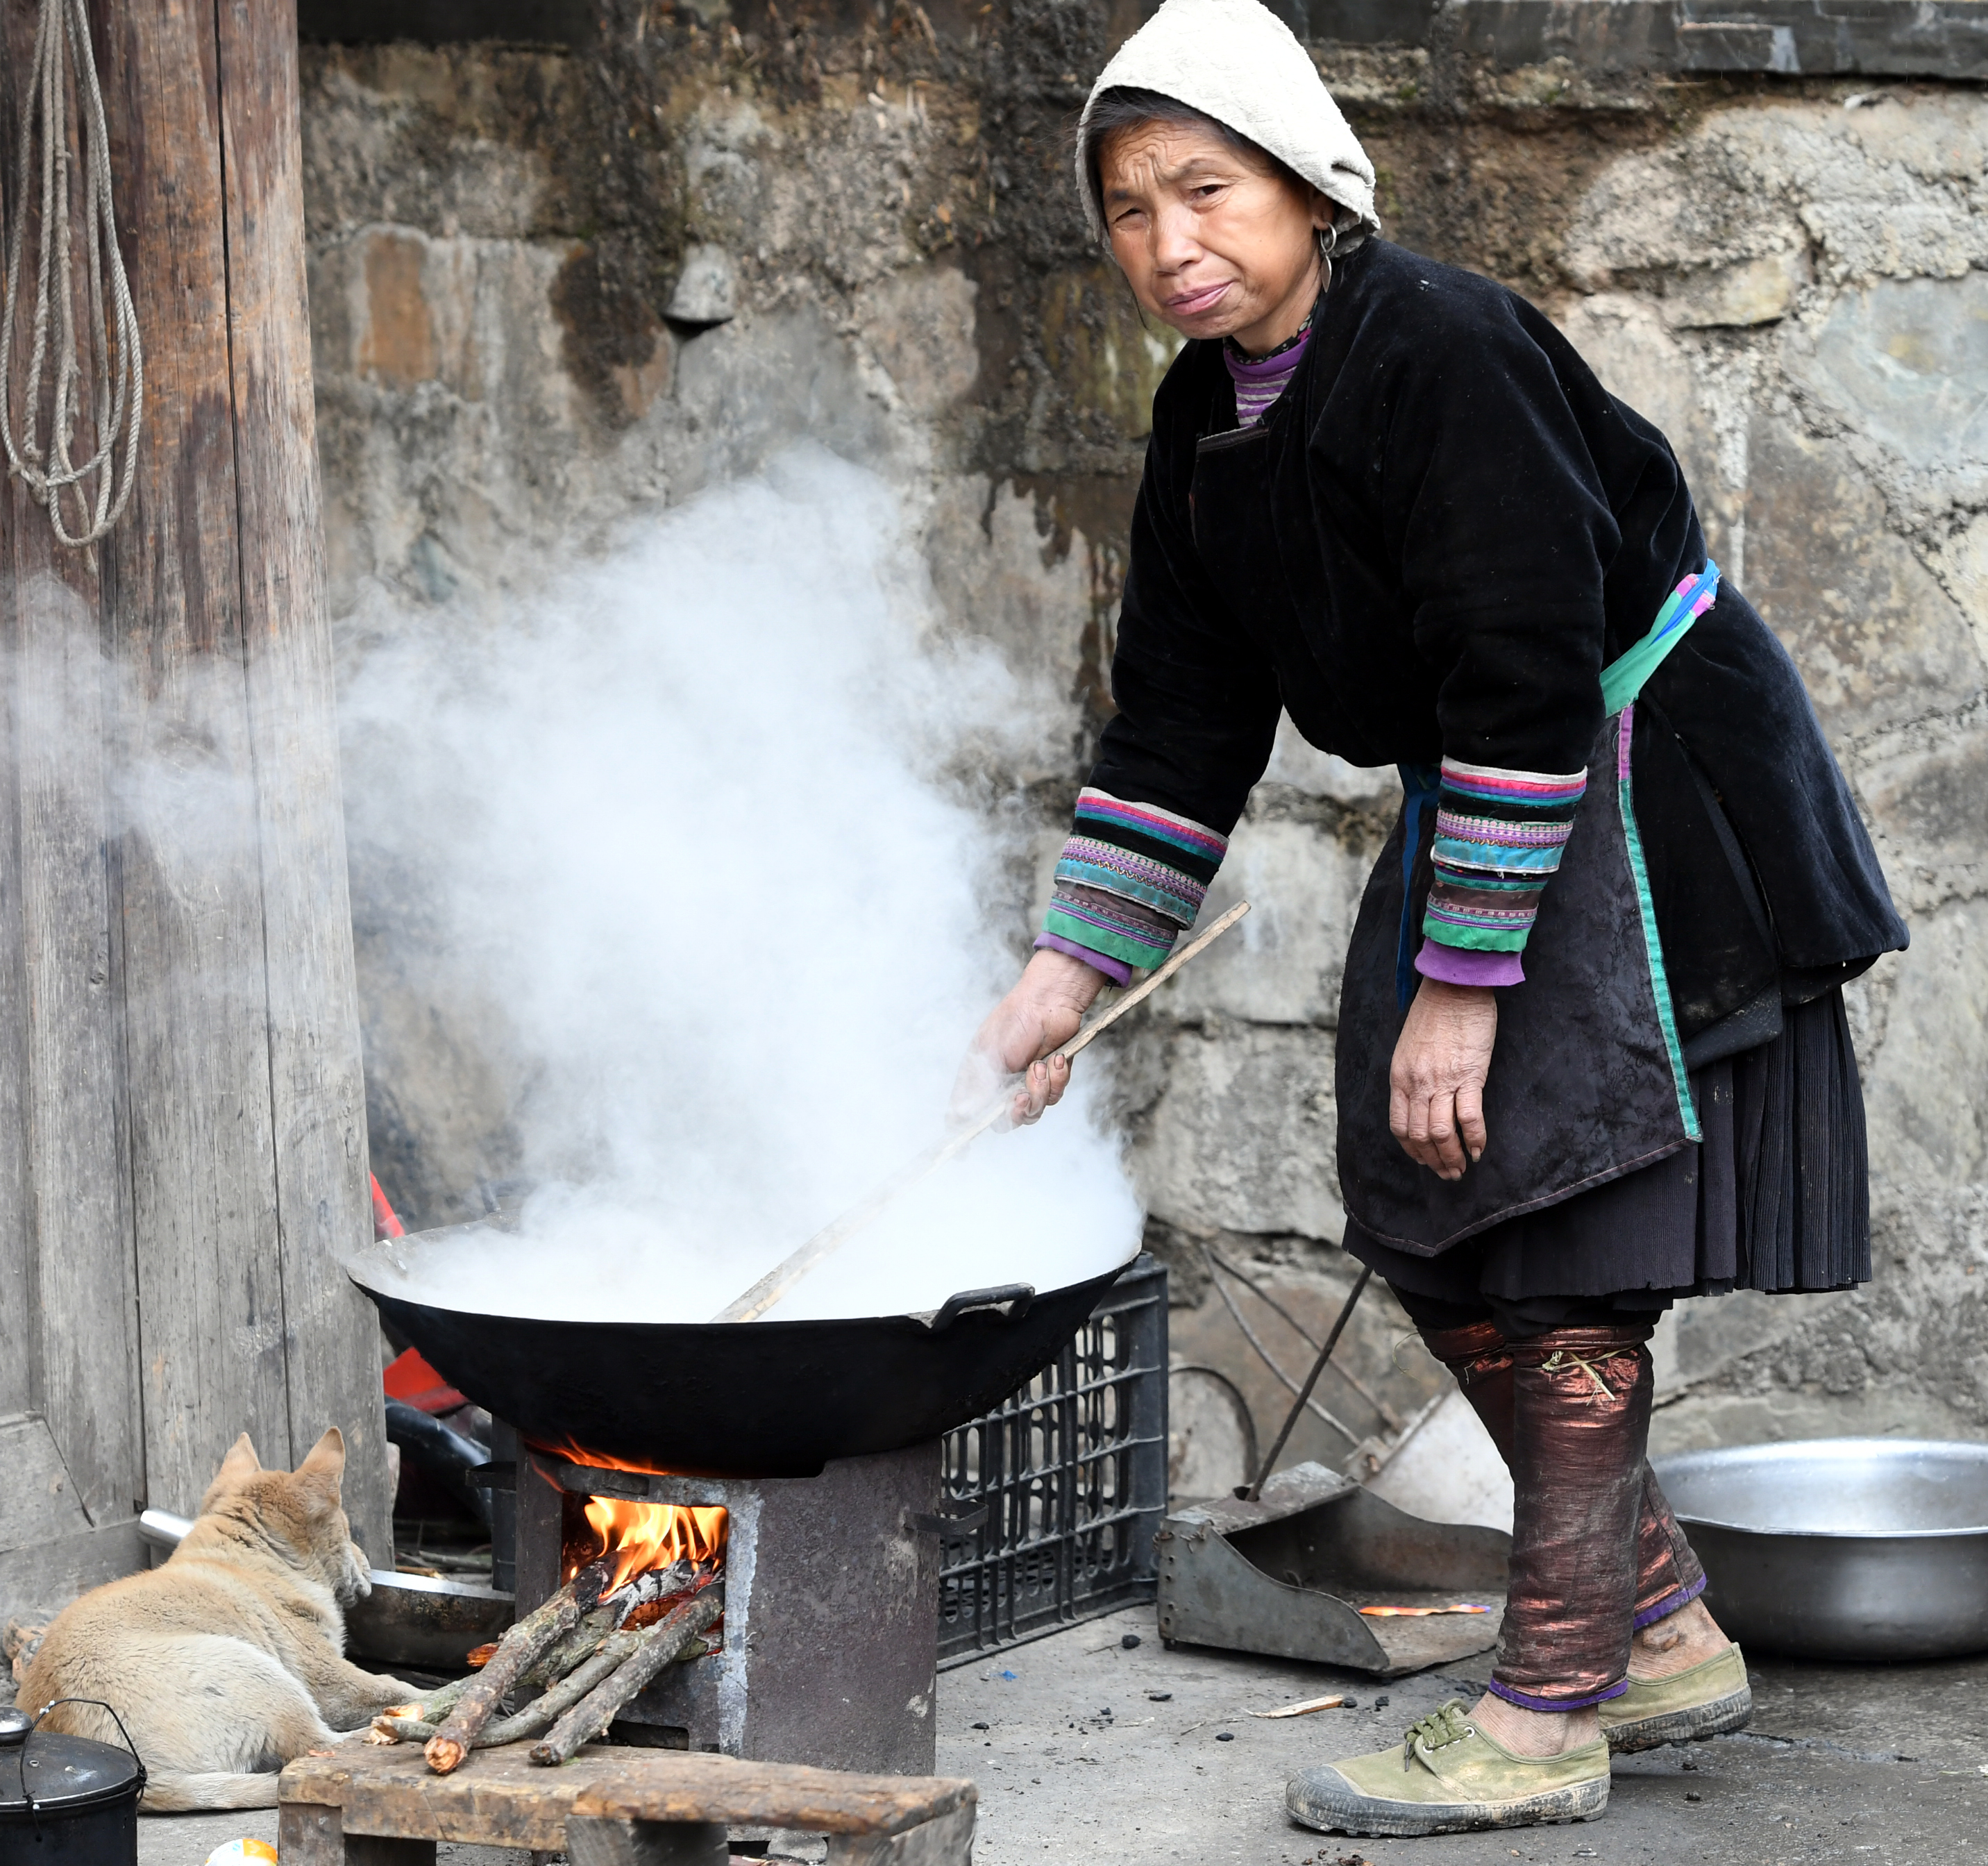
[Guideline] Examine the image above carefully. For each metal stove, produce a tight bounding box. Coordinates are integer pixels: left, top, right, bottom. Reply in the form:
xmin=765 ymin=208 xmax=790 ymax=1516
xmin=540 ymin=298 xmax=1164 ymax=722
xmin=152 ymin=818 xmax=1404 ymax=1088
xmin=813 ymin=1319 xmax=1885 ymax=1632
xmin=515 ymin=1442 xmax=959 ymax=1775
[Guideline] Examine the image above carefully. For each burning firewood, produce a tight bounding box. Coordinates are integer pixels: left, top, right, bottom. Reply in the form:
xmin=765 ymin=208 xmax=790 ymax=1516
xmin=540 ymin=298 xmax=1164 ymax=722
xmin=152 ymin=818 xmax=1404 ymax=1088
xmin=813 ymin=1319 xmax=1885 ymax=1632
xmin=423 ymin=1558 xmax=610 ymax=1774
xmin=605 ymin=1556 xmax=700 ymax=1617
xmin=529 ymin=1586 xmax=725 ymax=1766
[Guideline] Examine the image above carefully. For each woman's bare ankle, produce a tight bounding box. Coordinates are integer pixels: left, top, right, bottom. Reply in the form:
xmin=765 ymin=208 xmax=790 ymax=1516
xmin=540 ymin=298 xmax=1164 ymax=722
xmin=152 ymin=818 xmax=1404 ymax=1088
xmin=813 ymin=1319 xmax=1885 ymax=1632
xmin=1628 ymin=1596 xmax=1732 ymax=1680
xmin=1467 ymin=1691 xmax=1601 ymax=1758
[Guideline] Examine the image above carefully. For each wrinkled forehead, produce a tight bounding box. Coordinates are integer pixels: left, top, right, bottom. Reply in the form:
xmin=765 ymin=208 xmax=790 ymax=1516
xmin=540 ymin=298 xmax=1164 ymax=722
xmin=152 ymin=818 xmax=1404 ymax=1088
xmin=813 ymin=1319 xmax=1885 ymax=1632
xmin=1096 ymin=117 xmax=1274 ymax=198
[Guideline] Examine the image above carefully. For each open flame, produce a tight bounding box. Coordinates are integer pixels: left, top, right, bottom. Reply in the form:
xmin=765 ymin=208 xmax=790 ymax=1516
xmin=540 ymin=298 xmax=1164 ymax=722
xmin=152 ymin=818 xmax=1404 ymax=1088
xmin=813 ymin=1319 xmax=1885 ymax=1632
xmin=572 ymin=1496 xmax=727 ymax=1595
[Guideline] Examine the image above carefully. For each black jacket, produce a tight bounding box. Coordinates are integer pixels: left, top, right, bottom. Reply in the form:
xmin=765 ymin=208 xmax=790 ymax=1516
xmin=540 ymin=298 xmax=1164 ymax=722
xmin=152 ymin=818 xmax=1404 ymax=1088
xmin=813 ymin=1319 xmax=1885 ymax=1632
xmin=1091 ymin=238 xmax=1906 ymax=1041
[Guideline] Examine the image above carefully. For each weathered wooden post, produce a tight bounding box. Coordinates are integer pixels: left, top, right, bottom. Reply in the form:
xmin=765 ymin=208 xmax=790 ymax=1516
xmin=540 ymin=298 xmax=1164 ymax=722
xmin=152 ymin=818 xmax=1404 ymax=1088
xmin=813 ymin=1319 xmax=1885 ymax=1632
xmin=0 ymin=0 xmax=391 ymax=1619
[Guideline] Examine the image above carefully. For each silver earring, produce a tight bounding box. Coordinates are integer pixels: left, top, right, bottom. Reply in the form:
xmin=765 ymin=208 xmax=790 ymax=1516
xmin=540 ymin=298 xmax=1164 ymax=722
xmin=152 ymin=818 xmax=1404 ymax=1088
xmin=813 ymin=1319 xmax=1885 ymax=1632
xmin=1317 ymin=220 xmax=1339 ymax=292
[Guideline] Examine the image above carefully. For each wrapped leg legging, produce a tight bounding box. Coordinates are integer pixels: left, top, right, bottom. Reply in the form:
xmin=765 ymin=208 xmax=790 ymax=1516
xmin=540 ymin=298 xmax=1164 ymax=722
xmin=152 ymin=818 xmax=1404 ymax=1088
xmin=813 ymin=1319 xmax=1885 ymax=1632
xmin=1399 ymin=1299 xmax=1707 ymax=1710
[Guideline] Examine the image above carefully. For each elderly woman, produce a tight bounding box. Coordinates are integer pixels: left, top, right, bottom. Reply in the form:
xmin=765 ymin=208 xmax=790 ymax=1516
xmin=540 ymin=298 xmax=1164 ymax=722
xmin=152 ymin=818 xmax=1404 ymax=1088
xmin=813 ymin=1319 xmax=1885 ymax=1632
xmin=967 ymin=0 xmax=1906 ymax=1840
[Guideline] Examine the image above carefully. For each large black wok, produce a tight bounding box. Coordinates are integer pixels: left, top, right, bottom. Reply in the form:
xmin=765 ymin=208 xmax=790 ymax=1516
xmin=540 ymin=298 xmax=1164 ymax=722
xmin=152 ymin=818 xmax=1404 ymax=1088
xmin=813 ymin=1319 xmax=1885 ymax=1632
xmin=352 ymin=1241 xmax=1123 ymax=1478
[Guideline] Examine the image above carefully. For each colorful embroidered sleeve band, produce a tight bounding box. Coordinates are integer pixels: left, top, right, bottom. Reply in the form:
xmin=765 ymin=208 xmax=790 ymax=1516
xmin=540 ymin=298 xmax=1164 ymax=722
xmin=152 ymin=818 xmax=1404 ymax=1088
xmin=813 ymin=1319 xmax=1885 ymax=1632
xmin=1041 ymin=787 xmax=1228 ymax=970
xmin=1423 ymin=757 xmax=1587 ymax=955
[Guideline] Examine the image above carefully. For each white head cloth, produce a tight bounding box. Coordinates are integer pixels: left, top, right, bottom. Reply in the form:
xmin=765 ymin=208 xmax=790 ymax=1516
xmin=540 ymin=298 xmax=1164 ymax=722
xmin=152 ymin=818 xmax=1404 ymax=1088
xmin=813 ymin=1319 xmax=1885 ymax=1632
xmin=1075 ymin=0 xmax=1379 ymax=249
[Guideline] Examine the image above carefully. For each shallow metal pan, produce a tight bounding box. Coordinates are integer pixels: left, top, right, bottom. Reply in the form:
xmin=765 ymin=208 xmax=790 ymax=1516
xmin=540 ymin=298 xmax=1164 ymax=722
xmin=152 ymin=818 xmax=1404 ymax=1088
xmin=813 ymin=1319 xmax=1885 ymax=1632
xmin=352 ymin=1229 xmax=1127 ymax=1478
xmin=1653 ymin=1438 xmax=1988 ymax=1661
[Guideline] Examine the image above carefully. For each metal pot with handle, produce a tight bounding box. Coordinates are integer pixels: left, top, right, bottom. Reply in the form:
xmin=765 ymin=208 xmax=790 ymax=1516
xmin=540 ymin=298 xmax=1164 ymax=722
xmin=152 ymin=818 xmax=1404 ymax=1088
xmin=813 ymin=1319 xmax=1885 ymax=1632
xmin=353 ymin=1238 xmax=1120 ymax=1477
xmin=0 ymin=1701 xmax=146 ymax=1862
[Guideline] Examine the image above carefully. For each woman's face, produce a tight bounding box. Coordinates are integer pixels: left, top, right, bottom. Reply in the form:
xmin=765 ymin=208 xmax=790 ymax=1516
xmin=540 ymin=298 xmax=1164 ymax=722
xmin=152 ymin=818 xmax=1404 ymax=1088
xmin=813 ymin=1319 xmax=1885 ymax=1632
xmin=1098 ymin=119 xmax=1330 ymax=354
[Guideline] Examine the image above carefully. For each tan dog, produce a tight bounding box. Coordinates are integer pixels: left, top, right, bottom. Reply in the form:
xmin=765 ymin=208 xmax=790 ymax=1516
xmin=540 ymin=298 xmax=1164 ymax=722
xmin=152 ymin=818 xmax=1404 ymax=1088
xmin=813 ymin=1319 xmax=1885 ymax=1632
xmin=18 ymin=1427 xmax=414 ymax=1810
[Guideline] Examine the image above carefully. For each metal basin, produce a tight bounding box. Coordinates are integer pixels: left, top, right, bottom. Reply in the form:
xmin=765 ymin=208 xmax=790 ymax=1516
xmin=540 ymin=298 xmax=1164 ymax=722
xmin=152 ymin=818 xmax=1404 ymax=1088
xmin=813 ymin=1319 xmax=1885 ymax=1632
xmin=1653 ymin=1439 xmax=1988 ymax=1661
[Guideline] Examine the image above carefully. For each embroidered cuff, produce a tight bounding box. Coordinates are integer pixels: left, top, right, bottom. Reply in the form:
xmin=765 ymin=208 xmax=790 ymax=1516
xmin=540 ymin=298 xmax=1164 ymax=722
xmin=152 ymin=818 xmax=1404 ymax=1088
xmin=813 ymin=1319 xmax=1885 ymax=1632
xmin=1042 ymin=789 xmax=1227 ymax=968
xmin=1415 ymin=939 xmax=1525 ymax=989
xmin=1051 ymin=788 xmax=1227 ymax=923
xmin=1033 ymin=930 xmax=1133 ymax=986
xmin=1042 ymin=884 xmax=1178 ymax=971
xmin=1422 ymin=757 xmax=1586 ymax=955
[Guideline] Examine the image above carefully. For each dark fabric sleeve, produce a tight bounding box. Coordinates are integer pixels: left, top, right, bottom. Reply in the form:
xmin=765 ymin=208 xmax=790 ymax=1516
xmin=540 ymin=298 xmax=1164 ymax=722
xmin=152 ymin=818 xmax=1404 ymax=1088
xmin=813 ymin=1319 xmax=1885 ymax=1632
xmin=1039 ymin=426 xmax=1281 ymax=970
xmin=1372 ymin=303 xmax=1628 ymax=957
xmin=1379 ymin=305 xmax=1619 ymax=775
xmin=1091 ymin=452 xmax=1284 ymax=832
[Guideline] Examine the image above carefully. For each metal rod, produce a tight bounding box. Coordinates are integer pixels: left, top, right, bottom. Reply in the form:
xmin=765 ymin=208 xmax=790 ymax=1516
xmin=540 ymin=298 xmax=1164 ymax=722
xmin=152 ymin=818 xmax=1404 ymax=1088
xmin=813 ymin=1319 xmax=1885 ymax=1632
xmin=1241 ymin=1265 xmax=1373 ymax=1502
xmin=1203 ymin=1245 xmax=1360 ymax=1448
xmin=1207 ymin=1245 xmax=1401 ymax=1430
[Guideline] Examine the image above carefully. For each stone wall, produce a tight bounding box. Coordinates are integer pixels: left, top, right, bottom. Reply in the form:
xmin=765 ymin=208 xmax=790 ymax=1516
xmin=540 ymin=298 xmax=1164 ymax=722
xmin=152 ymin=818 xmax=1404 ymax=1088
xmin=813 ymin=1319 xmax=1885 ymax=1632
xmin=305 ymin=2 xmax=1988 ymax=1479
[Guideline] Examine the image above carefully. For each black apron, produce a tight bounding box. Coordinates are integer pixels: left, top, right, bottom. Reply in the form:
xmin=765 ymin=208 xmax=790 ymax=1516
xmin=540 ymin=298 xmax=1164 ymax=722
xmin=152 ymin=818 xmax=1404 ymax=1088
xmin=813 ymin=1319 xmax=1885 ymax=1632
xmin=1335 ymin=578 xmax=1718 ymax=1256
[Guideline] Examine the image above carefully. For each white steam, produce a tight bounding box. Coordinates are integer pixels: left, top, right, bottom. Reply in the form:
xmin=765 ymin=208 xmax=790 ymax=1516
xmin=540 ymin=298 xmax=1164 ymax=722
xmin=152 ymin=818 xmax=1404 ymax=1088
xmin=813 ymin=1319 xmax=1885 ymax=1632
xmin=342 ymin=448 xmax=1143 ymax=1322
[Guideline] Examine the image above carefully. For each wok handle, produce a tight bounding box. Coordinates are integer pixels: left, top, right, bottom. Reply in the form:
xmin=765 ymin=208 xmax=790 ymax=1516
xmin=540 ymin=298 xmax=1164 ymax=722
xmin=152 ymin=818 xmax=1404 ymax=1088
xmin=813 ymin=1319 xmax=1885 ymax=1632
xmin=927 ymin=1284 xmax=1036 ymax=1331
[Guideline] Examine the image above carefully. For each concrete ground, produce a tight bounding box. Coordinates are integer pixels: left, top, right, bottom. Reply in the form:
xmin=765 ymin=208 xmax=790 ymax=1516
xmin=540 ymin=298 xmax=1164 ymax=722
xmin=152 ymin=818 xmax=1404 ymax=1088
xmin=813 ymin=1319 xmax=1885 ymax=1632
xmin=936 ymin=1604 xmax=1988 ymax=1865
xmin=125 ymin=1604 xmax=1988 ymax=1863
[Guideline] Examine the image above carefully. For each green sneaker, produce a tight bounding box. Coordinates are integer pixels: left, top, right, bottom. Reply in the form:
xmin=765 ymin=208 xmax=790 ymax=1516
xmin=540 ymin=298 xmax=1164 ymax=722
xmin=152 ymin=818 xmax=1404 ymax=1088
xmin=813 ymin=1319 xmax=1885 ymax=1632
xmin=1601 ymin=1642 xmax=1752 ymax=1753
xmin=1286 ymin=1701 xmax=1610 ymax=1838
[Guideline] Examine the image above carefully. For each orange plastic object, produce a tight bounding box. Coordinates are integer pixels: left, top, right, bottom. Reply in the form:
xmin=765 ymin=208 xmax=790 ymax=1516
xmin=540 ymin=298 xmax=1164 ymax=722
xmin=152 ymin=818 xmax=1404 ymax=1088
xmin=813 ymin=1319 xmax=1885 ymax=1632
xmin=383 ymin=1346 xmax=468 ymax=1415
xmin=371 ymin=1171 xmax=406 ymax=1239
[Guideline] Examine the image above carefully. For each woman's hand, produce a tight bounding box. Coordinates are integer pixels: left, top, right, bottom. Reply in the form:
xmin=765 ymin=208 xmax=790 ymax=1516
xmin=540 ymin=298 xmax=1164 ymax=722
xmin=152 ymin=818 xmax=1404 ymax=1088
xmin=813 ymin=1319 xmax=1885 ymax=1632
xmin=954 ymin=948 xmax=1106 ymax=1128
xmin=1389 ymin=979 xmax=1498 ymax=1180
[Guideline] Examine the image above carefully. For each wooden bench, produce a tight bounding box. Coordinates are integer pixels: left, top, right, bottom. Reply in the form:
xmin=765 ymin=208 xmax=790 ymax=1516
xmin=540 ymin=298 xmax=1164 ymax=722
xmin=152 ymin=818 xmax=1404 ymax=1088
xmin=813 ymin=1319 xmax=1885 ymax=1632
xmin=278 ymin=1743 xmax=976 ymax=1865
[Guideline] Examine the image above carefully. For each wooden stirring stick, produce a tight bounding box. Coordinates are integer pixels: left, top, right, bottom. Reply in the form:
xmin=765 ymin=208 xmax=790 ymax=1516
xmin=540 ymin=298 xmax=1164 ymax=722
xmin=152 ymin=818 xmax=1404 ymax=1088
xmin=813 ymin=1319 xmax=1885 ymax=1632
xmin=711 ymin=899 xmax=1252 ymax=1324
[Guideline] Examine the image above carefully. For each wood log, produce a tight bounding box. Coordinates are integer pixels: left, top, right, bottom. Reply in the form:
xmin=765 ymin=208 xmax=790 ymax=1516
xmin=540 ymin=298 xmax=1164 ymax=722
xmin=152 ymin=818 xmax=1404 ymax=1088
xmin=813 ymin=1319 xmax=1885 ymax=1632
xmin=481 ymin=1631 xmax=641 ymax=1745
xmin=373 ymin=1635 xmax=714 ymax=1751
xmin=535 ymin=1602 xmax=624 ymax=1681
xmin=530 ymin=1588 xmax=725 ymax=1767
xmin=388 ymin=1672 xmax=474 ymax=1726
xmin=281 ymin=1745 xmax=975 ymax=1858
xmin=387 ymin=1593 xmax=686 ymax=1733
xmin=425 ymin=1561 xmax=608 ymax=1774
xmin=212 ymin=0 xmax=394 ymax=1565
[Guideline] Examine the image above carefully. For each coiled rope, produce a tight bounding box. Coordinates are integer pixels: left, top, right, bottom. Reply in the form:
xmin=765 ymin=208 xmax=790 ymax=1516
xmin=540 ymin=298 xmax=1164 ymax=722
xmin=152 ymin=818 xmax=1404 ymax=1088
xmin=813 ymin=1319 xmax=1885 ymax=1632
xmin=0 ymin=0 xmax=142 ymax=550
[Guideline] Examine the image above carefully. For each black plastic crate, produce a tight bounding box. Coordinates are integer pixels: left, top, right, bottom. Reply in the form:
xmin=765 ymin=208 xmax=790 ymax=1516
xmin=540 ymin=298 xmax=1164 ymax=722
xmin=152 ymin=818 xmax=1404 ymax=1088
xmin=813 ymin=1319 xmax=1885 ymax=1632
xmin=936 ymin=1254 xmax=1168 ymax=1666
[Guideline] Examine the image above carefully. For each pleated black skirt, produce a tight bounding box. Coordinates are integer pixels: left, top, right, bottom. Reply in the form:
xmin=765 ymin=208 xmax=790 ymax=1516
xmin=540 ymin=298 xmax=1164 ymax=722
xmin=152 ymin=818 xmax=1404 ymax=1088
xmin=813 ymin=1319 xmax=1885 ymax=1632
xmin=1343 ymin=986 xmax=1870 ymax=1314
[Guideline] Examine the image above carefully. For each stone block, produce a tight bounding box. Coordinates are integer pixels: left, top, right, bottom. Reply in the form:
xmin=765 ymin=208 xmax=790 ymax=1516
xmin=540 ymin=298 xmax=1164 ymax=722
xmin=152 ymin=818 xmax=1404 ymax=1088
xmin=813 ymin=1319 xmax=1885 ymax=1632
xmin=1788 ymin=272 xmax=1988 ymax=505
xmin=860 ymin=266 xmax=980 ymax=419
xmin=1562 ymin=137 xmax=1802 ymax=293
xmin=1663 ymin=249 xmax=1808 ymax=328
xmin=670 ymin=305 xmax=908 ymax=492
xmin=1565 ymin=94 xmax=1988 ymax=294
xmin=1858 ymin=723 xmax=1988 ymax=893
xmin=1129 ymin=1022 xmax=1342 ymax=1239
xmin=1446 ymin=0 xmax=1988 ymax=81
xmin=301 ymin=44 xmax=568 ymax=243
xmin=1163 ymin=817 xmax=1382 ymax=1027
xmin=1741 ymin=419 xmax=1984 ymax=737
xmin=668 ymin=244 xmax=739 ymax=326
xmin=1938 ymin=507 xmax=1988 ymax=671
xmin=1860 ymin=894 xmax=1988 ymax=1188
